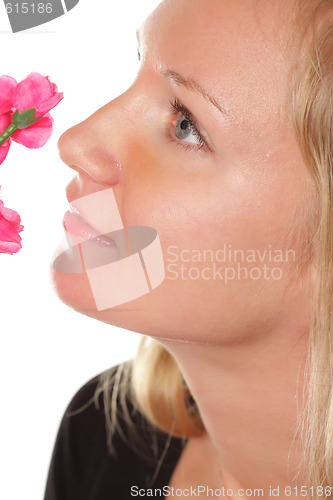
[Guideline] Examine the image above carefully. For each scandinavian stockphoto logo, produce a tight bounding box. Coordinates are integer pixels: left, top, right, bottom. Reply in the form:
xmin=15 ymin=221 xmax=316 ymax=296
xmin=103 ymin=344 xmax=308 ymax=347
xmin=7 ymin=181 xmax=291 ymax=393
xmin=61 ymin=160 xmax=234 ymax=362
xmin=53 ymin=188 xmax=166 ymax=311
xmin=3 ymin=0 xmax=79 ymax=33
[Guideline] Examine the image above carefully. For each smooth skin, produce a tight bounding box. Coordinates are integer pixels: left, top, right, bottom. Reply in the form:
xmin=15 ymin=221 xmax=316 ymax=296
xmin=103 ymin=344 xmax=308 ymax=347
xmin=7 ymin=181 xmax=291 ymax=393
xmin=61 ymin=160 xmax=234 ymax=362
xmin=52 ymin=0 xmax=314 ymax=497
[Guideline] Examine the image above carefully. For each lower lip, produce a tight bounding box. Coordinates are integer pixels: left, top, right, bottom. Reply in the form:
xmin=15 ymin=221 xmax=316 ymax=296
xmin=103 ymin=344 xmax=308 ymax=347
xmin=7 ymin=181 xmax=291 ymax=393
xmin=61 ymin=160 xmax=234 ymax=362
xmin=62 ymin=211 xmax=117 ymax=248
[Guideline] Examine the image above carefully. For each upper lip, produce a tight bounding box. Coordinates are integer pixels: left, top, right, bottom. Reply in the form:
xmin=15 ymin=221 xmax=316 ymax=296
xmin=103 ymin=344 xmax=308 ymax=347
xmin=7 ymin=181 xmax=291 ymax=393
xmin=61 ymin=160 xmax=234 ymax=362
xmin=65 ymin=175 xmax=121 ymax=242
xmin=66 ymin=196 xmax=110 ymax=240
xmin=66 ymin=186 xmax=106 ymax=235
xmin=68 ymin=202 xmax=97 ymax=231
xmin=68 ymin=202 xmax=86 ymax=220
xmin=66 ymin=191 xmax=121 ymax=250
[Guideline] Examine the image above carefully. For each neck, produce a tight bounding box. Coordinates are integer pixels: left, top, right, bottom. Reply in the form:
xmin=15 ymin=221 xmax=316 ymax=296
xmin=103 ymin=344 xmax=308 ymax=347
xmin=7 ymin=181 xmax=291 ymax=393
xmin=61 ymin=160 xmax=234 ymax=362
xmin=159 ymin=326 xmax=309 ymax=495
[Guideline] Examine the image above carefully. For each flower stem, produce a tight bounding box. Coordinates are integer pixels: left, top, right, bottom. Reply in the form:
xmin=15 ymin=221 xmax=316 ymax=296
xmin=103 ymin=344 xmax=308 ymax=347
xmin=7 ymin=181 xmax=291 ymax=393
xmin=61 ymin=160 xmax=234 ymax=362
xmin=0 ymin=124 xmax=17 ymax=146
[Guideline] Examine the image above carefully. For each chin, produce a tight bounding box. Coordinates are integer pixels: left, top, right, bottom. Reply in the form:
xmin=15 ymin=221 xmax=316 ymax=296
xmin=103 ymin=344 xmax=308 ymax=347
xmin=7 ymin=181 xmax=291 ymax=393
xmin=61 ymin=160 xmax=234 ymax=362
xmin=50 ymin=265 xmax=98 ymax=313
xmin=48 ymin=263 xmax=151 ymax=333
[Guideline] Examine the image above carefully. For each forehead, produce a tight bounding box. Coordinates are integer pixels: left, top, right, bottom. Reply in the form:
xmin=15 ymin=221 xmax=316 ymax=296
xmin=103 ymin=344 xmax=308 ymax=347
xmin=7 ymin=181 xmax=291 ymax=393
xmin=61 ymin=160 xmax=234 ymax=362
xmin=140 ymin=0 xmax=295 ymax=121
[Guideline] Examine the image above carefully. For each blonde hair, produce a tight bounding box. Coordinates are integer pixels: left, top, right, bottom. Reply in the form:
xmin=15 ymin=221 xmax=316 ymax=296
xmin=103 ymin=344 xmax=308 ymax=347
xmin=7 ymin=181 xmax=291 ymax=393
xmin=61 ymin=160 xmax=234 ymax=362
xmin=290 ymin=1 xmax=333 ymax=496
xmin=94 ymin=1 xmax=333 ymax=497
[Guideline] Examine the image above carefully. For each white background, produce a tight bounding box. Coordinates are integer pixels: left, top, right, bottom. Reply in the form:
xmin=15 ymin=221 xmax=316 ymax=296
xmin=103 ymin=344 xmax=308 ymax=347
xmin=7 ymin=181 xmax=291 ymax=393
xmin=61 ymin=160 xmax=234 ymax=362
xmin=0 ymin=1 xmax=160 ymax=498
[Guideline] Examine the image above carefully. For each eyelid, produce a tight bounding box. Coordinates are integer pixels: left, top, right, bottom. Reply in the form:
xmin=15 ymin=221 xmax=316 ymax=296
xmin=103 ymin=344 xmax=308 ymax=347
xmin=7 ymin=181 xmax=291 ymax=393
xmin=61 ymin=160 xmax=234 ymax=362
xmin=169 ymin=98 xmax=205 ymax=147
xmin=177 ymin=99 xmax=212 ymax=152
xmin=136 ymin=40 xmax=141 ymax=61
xmin=173 ymin=100 xmax=213 ymax=152
xmin=163 ymin=126 xmax=208 ymax=154
xmin=136 ymin=30 xmax=142 ymax=61
xmin=180 ymin=104 xmax=206 ymax=146
xmin=166 ymin=98 xmax=212 ymax=153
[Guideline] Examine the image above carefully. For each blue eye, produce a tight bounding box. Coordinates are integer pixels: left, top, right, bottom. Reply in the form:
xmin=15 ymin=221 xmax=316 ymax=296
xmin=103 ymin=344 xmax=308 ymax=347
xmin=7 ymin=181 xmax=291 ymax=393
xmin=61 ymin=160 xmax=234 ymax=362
xmin=166 ymin=98 xmax=207 ymax=152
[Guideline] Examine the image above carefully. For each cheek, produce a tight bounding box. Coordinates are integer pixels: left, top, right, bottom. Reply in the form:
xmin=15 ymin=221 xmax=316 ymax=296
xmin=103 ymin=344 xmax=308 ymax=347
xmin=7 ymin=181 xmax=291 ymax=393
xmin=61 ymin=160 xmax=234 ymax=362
xmin=115 ymin=142 xmax=300 ymax=341
xmin=122 ymin=140 xmax=296 ymax=257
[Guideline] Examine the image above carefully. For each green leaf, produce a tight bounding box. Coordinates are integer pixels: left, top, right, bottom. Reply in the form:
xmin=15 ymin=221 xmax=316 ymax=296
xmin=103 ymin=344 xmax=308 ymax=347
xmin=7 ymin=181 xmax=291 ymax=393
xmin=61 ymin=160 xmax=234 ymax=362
xmin=11 ymin=108 xmax=46 ymax=130
xmin=12 ymin=108 xmax=37 ymax=129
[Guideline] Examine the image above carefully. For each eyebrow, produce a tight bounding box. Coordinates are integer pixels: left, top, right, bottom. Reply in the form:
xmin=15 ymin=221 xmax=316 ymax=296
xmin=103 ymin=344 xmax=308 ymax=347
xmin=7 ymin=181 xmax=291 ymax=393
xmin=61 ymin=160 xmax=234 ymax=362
xmin=160 ymin=69 xmax=228 ymax=117
xmin=136 ymin=28 xmax=229 ymax=118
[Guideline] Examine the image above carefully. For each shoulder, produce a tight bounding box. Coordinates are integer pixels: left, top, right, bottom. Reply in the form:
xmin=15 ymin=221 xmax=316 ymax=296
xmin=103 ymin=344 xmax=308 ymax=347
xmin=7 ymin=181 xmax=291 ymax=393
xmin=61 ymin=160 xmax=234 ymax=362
xmin=55 ymin=363 xmax=135 ymax=465
xmin=44 ymin=364 xmax=130 ymax=500
xmin=44 ymin=363 xmax=186 ymax=500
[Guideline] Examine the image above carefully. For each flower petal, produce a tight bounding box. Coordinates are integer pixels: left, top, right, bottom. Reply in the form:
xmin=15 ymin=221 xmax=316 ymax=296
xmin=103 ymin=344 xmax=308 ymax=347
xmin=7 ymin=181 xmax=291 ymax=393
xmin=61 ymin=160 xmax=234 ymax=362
xmin=0 ymin=142 xmax=10 ymax=165
xmin=12 ymin=114 xmax=53 ymax=149
xmin=0 ymin=223 xmax=22 ymax=243
xmin=0 ymin=199 xmax=23 ymax=254
xmin=0 ymin=111 xmax=12 ymax=133
xmin=0 ymin=76 xmax=17 ymax=114
xmin=0 ymin=240 xmax=22 ymax=254
xmin=13 ymin=73 xmax=63 ymax=117
xmin=0 ymin=111 xmax=13 ymax=164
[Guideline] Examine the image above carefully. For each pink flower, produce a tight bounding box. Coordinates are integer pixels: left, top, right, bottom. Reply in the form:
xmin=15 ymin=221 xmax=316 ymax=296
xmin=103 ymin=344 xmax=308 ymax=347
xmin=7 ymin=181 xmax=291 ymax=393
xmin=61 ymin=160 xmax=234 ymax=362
xmin=0 ymin=72 xmax=63 ymax=163
xmin=0 ymin=112 xmax=12 ymax=164
xmin=0 ymin=197 xmax=24 ymax=254
xmin=0 ymin=76 xmax=17 ymax=115
xmin=12 ymin=113 xmax=54 ymax=149
xmin=13 ymin=72 xmax=63 ymax=118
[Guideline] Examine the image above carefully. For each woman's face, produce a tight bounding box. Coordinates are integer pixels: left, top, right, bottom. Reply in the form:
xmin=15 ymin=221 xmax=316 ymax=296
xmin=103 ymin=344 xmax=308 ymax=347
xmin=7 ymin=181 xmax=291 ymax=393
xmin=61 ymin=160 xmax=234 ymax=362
xmin=51 ymin=0 xmax=313 ymax=345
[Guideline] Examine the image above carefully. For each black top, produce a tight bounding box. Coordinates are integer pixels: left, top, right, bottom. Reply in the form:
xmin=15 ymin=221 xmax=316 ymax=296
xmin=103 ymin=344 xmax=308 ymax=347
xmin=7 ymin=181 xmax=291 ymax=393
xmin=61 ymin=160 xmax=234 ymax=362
xmin=43 ymin=365 xmax=187 ymax=500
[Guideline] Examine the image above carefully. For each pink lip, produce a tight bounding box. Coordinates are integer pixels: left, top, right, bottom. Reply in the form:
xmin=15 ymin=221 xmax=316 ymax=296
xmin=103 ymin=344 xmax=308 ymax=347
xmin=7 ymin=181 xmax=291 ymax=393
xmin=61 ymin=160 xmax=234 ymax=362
xmin=63 ymin=210 xmax=117 ymax=248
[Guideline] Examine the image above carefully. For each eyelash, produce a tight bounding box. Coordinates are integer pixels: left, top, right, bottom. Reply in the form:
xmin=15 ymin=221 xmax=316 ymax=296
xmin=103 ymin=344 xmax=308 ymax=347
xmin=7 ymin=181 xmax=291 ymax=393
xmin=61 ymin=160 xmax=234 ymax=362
xmin=137 ymin=48 xmax=208 ymax=153
xmin=165 ymin=98 xmax=207 ymax=152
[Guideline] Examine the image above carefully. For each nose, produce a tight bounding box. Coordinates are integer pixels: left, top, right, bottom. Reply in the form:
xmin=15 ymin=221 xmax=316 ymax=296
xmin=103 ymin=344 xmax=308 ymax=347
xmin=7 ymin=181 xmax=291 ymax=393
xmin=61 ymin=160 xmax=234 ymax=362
xmin=57 ymin=101 xmax=124 ymax=186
